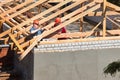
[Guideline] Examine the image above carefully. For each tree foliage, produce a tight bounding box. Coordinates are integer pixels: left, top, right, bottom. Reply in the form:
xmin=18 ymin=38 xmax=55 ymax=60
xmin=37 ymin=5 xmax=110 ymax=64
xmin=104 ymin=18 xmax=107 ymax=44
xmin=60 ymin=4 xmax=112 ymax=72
xmin=104 ymin=60 xmax=120 ymax=76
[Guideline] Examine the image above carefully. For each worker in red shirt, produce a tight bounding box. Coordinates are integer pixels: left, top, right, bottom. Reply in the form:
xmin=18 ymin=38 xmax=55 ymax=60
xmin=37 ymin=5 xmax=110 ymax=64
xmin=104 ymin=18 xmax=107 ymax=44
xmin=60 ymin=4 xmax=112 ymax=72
xmin=53 ymin=17 xmax=67 ymax=40
xmin=53 ymin=17 xmax=66 ymax=33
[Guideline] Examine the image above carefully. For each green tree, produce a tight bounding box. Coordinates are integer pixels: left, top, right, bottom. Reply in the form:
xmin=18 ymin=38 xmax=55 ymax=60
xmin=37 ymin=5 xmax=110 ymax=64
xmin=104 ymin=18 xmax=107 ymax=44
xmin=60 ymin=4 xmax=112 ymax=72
xmin=104 ymin=60 xmax=120 ymax=76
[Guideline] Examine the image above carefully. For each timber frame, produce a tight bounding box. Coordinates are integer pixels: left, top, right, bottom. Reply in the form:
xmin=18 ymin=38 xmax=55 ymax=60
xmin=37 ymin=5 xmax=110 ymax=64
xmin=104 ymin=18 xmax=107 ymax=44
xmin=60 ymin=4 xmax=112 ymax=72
xmin=0 ymin=0 xmax=119 ymax=60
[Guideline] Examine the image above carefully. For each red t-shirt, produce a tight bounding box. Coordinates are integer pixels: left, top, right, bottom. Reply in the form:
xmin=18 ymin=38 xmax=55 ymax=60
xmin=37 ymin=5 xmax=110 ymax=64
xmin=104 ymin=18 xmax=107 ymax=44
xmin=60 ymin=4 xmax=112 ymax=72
xmin=54 ymin=23 xmax=66 ymax=33
xmin=61 ymin=27 xmax=66 ymax=33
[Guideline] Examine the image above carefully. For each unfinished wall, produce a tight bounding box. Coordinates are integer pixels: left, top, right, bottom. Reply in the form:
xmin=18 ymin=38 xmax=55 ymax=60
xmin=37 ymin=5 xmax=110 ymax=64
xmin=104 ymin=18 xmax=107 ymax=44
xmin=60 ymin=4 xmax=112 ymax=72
xmin=14 ymin=39 xmax=120 ymax=80
xmin=34 ymin=48 xmax=120 ymax=80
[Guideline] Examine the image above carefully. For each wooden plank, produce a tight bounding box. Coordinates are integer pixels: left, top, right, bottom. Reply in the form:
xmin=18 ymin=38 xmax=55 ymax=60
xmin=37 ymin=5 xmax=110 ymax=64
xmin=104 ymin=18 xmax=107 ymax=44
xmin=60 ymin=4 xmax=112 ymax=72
xmin=88 ymin=11 xmax=120 ymax=16
xmin=8 ymin=33 xmax=24 ymax=52
xmin=1 ymin=0 xmax=33 ymax=17
xmin=1 ymin=0 xmax=74 ymax=38
xmin=102 ymin=0 xmax=107 ymax=37
xmin=19 ymin=3 xmax=101 ymax=60
xmin=107 ymin=16 xmax=120 ymax=28
xmin=85 ymin=21 xmax=102 ymax=38
xmin=0 ymin=6 xmax=19 ymax=24
xmin=19 ymin=1 xmax=96 ymax=44
xmin=39 ymin=36 xmax=120 ymax=45
xmin=18 ymin=0 xmax=93 ymax=44
xmin=1 ymin=0 xmax=95 ymax=39
xmin=32 ymin=0 xmax=87 ymax=27
xmin=49 ymin=30 xmax=120 ymax=39
xmin=0 ymin=0 xmax=16 ymax=6
xmin=6 ymin=0 xmax=48 ymax=19
xmin=106 ymin=2 xmax=120 ymax=11
xmin=0 ymin=29 xmax=11 ymax=38
xmin=0 ymin=0 xmax=47 ymax=36
xmin=42 ymin=3 xmax=53 ymax=9
xmin=0 ymin=15 xmax=28 ymax=37
xmin=0 ymin=0 xmax=72 ymax=38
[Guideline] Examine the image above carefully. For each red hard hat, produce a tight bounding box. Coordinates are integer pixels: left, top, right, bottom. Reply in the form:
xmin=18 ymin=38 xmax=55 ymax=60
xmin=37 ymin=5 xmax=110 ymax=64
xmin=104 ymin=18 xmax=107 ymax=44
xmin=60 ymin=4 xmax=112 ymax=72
xmin=33 ymin=19 xmax=39 ymax=25
xmin=55 ymin=17 xmax=61 ymax=23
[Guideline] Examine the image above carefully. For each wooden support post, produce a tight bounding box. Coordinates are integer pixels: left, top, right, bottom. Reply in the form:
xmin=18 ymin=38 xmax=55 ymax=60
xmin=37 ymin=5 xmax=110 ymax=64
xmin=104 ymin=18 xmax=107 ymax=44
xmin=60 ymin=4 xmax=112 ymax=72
xmin=102 ymin=0 xmax=107 ymax=37
xmin=79 ymin=3 xmax=84 ymax=32
xmin=8 ymin=33 xmax=24 ymax=52
xmin=0 ymin=20 xmax=4 ymax=33
xmin=80 ymin=18 xmax=83 ymax=32
xmin=38 ymin=5 xmax=42 ymax=13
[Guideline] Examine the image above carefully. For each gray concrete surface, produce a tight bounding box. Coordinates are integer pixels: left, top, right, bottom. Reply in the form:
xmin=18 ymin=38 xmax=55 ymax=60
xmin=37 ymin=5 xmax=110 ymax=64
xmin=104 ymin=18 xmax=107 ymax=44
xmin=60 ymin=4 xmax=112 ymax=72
xmin=34 ymin=48 xmax=120 ymax=80
xmin=14 ymin=40 xmax=120 ymax=80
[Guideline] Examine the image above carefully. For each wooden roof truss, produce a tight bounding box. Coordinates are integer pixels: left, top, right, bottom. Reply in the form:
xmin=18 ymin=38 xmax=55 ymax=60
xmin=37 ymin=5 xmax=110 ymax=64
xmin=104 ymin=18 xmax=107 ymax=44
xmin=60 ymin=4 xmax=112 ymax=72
xmin=0 ymin=0 xmax=119 ymax=60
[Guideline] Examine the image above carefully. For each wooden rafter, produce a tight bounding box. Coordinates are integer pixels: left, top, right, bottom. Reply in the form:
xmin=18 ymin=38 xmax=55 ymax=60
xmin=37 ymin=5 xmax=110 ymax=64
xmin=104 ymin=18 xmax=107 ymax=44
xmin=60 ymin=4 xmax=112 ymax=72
xmin=0 ymin=0 xmax=119 ymax=61
xmin=48 ymin=30 xmax=120 ymax=39
xmin=0 ymin=0 xmax=34 ymax=17
xmin=0 ymin=0 xmax=73 ymax=38
xmin=5 ymin=0 xmax=48 ymax=20
xmin=0 ymin=0 xmax=19 ymax=6
xmin=19 ymin=3 xmax=101 ymax=60
xmin=8 ymin=33 xmax=24 ymax=52
xmin=39 ymin=36 xmax=120 ymax=45
xmin=106 ymin=2 xmax=120 ymax=11
xmin=17 ymin=0 xmax=94 ymax=44
xmin=88 ymin=11 xmax=120 ymax=16
xmin=0 ymin=0 xmax=48 ymax=38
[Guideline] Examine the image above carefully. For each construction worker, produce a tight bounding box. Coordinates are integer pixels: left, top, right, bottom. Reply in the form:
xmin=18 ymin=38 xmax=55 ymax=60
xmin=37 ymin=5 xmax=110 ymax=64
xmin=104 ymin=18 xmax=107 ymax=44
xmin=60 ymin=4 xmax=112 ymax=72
xmin=53 ymin=17 xmax=67 ymax=40
xmin=30 ymin=19 xmax=45 ymax=38
xmin=53 ymin=17 xmax=66 ymax=34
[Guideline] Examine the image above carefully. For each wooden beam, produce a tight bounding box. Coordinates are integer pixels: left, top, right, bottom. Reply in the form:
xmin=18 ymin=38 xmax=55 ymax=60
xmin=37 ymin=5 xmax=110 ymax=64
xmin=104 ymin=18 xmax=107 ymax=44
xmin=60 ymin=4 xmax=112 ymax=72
xmin=102 ymin=0 xmax=107 ymax=37
xmin=17 ymin=1 xmax=95 ymax=44
xmin=48 ymin=0 xmax=64 ymax=3
xmin=42 ymin=3 xmax=53 ymax=9
xmin=0 ymin=0 xmax=73 ymax=38
xmin=85 ymin=21 xmax=102 ymax=38
xmin=106 ymin=16 xmax=120 ymax=28
xmin=106 ymin=1 xmax=120 ymax=11
xmin=0 ymin=0 xmax=48 ymax=37
xmin=6 ymin=0 xmax=48 ymax=20
xmin=18 ymin=1 xmax=97 ymax=44
xmin=50 ymin=30 xmax=120 ymax=39
xmin=1 ymin=0 xmax=33 ymax=17
xmin=1 ymin=0 xmax=83 ymax=39
xmin=39 ymin=36 xmax=120 ymax=45
xmin=31 ymin=0 xmax=88 ymax=28
xmin=18 ymin=27 xmax=120 ymax=44
xmin=19 ymin=3 xmax=101 ymax=60
xmin=0 ymin=0 xmax=17 ymax=6
xmin=88 ymin=11 xmax=120 ymax=16
xmin=8 ymin=33 xmax=24 ymax=52
xmin=0 ymin=15 xmax=28 ymax=37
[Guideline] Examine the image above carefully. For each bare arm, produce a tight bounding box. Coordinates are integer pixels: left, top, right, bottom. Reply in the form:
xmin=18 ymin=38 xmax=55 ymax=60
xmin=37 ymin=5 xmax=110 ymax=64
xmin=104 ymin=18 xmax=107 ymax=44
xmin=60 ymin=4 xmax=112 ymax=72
xmin=31 ymin=28 xmax=40 ymax=34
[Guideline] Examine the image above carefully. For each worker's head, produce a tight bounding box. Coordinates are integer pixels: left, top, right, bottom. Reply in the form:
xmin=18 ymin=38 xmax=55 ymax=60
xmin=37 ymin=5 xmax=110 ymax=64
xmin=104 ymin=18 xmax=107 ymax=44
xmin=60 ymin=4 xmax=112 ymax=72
xmin=55 ymin=17 xmax=61 ymax=24
xmin=33 ymin=19 xmax=39 ymax=28
xmin=33 ymin=19 xmax=39 ymax=25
